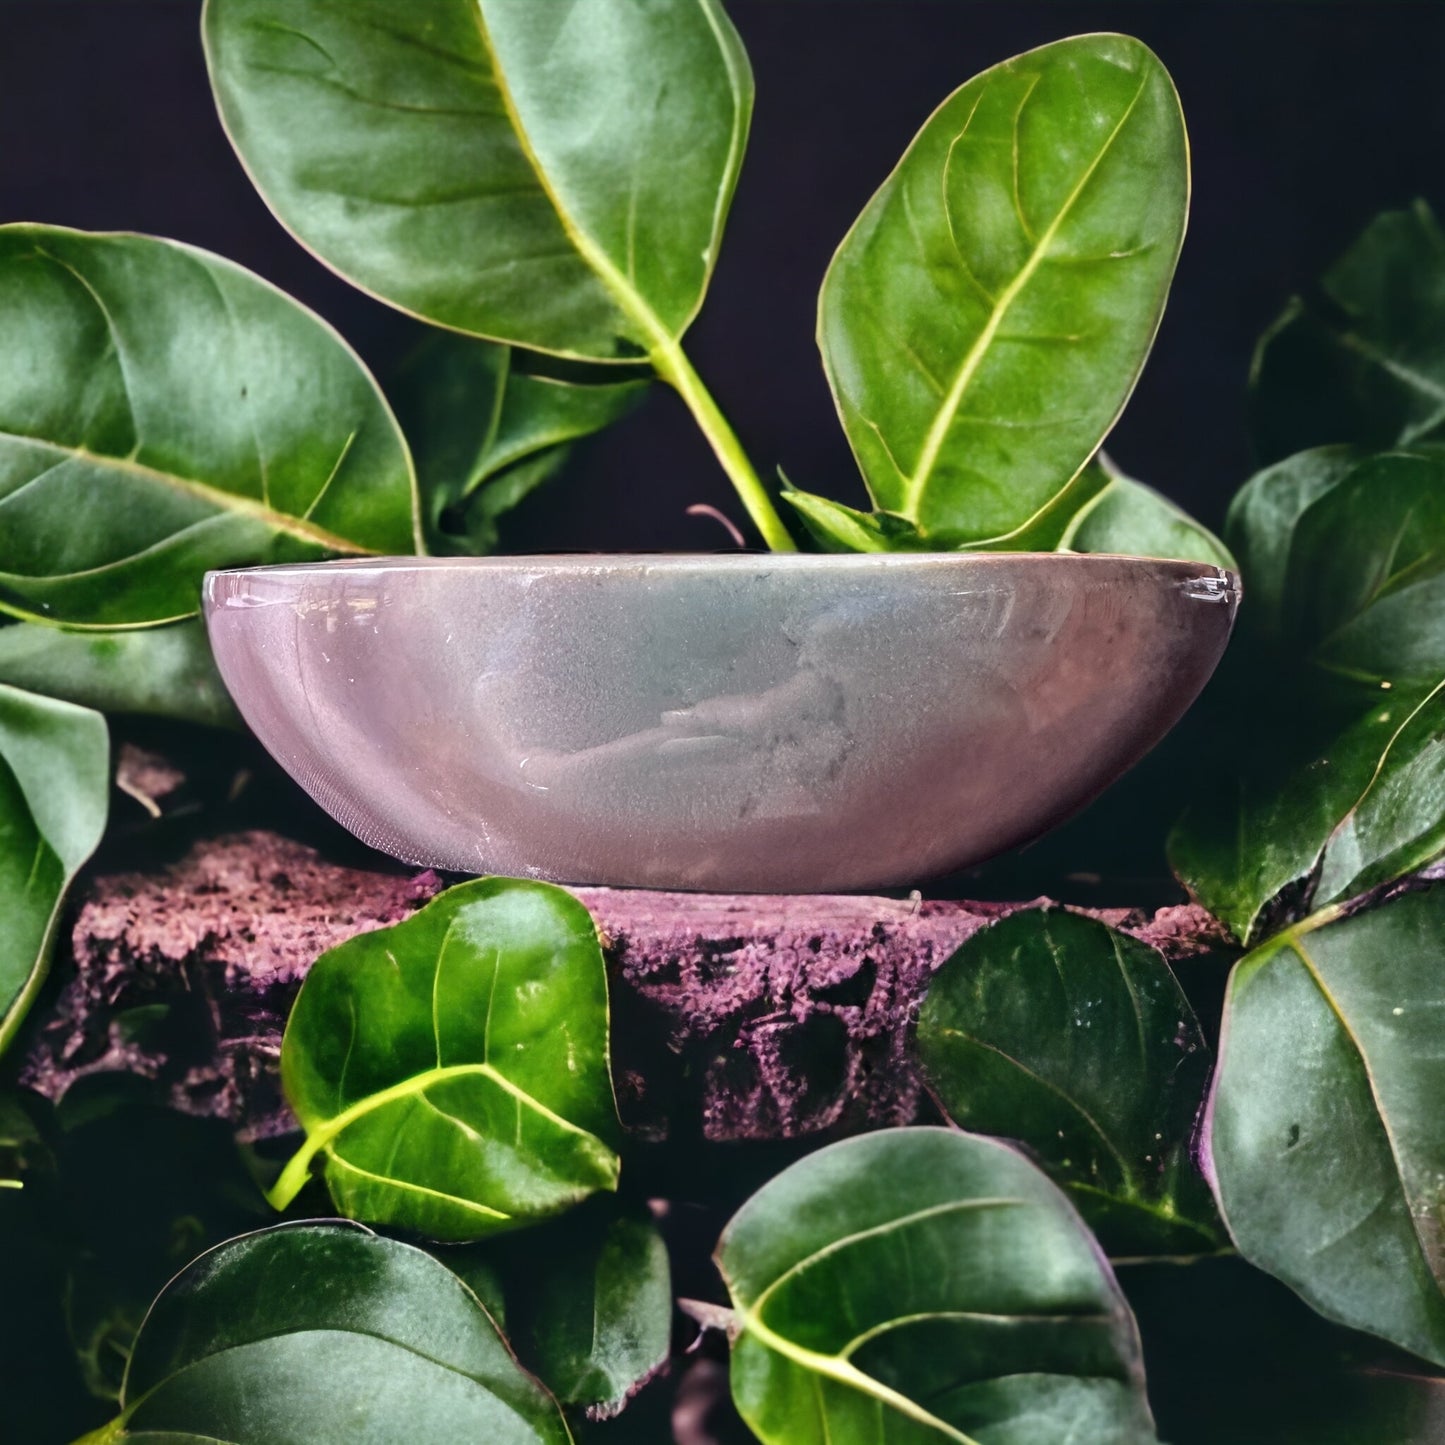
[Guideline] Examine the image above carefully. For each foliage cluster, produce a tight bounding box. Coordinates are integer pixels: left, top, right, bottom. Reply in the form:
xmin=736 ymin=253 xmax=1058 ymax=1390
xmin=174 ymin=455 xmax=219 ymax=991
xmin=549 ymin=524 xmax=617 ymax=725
xmin=0 ymin=4 xmax=1443 ymax=1442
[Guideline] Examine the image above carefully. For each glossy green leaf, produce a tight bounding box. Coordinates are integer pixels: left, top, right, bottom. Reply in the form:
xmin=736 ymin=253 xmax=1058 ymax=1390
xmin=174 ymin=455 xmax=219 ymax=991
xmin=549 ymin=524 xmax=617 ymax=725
xmin=819 ymin=33 xmax=1187 ymax=541
xmin=1227 ymin=447 xmax=1445 ymax=679
xmin=781 ymin=488 xmax=929 ymax=553
xmin=1170 ymin=678 xmax=1445 ymax=942
xmin=1313 ymin=681 xmax=1445 ymax=905
xmin=1056 ymin=456 xmax=1235 ymax=568
xmin=965 ymin=454 xmax=1112 ymax=551
xmin=784 ymin=452 xmax=1227 ymax=570
xmin=390 ymin=332 xmax=648 ymax=554
xmin=502 ymin=1202 xmax=672 ymax=1417
xmin=1175 ymin=446 xmax=1445 ymax=937
xmin=0 ymin=225 xmax=418 ymax=627
xmin=1223 ymin=445 xmax=1363 ymax=643
xmin=0 ymin=621 xmax=239 ymax=729
xmin=93 ymin=1221 xmax=571 ymax=1443
xmin=271 ymin=878 xmax=619 ymax=1240
xmin=717 ymin=1128 xmax=1158 ymax=1444
xmin=781 ymin=471 xmax=1115 ymax=555
xmin=1251 ymin=201 xmax=1445 ymax=465
xmin=204 ymin=0 xmax=752 ymax=364
xmin=917 ymin=910 xmax=1219 ymax=1256
xmin=1281 ymin=449 xmax=1445 ymax=687
xmin=0 ymin=684 xmax=108 ymax=1054
xmin=1206 ymin=887 xmax=1445 ymax=1365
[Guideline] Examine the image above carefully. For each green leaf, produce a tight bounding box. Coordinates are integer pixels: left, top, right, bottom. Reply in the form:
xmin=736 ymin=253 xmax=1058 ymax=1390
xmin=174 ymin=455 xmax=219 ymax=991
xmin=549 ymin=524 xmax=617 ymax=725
xmin=1227 ymin=447 xmax=1445 ymax=679
xmin=271 ymin=878 xmax=620 ymax=1240
xmin=389 ymin=332 xmax=648 ymax=554
xmin=965 ymin=455 xmax=1112 ymax=551
xmin=0 ymin=620 xmax=239 ymax=729
xmin=1174 ymin=447 xmax=1445 ymax=937
xmin=0 ymin=684 xmax=108 ymax=1054
xmin=785 ymin=453 xmax=1227 ymax=564
xmin=204 ymin=0 xmax=752 ymax=363
xmin=780 ymin=488 xmax=930 ymax=553
xmin=716 ymin=1127 xmax=1158 ymax=1444
xmin=785 ymin=456 xmax=1115 ymax=556
xmin=1280 ymin=449 xmax=1445 ymax=687
xmin=819 ymin=33 xmax=1187 ymax=541
xmin=1251 ymin=201 xmax=1445 ymax=465
xmin=917 ymin=910 xmax=1220 ymax=1256
xmin=1056 ymin=456 xmax=1235 ymax=568
xmin=1313 ymin=680 xmax=1445 ymax=905
xmin=1206 ymin=887 xmax=1445 ymax=1365
xmin=95 ymin=1221 xmax=572 ymax=1443
xmin=499 ymin=1201 xmax=672 ymax=1418
xmin=0 ymin=225 xmax=418 ymax=627
xmin=1223 ymin=445 xmax=1364 ymax=643
xmin=1169 ymin=678 xmax=1445 ymax=942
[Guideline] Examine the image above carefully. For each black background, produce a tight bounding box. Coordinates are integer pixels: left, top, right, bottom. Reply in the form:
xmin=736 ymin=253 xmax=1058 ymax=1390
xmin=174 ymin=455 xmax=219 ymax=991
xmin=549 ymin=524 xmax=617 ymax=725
xmin=2 ymin=0 xmax=1443 ymax=550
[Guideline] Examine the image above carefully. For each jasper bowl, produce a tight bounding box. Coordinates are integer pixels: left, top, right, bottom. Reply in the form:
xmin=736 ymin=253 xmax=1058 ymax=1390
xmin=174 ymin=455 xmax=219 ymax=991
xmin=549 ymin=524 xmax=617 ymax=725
xmin=203 ymin=553 xmax=1238 ymax=891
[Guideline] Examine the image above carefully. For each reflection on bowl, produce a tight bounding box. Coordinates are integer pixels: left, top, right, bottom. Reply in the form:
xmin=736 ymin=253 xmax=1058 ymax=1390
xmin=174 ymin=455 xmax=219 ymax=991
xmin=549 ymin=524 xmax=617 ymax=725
xmin=203 ymin=553 xmax=1237 ymax=892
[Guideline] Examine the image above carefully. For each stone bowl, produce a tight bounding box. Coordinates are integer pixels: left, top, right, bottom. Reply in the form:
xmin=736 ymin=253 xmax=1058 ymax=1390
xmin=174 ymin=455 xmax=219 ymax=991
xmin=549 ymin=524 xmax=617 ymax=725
xmin=203 ymin=553 xmax=1238 ymax=891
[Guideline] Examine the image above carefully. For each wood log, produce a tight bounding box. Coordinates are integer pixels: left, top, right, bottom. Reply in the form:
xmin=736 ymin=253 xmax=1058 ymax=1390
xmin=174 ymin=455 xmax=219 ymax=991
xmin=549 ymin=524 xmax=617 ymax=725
xmin=21 ymin=830 xmax=1231 ymax=1145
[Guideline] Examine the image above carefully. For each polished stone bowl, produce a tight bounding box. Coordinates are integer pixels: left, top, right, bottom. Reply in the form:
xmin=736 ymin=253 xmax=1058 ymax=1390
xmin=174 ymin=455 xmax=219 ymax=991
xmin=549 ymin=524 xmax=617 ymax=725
xmin=203 ymin=554 xmax=1238 ymax=891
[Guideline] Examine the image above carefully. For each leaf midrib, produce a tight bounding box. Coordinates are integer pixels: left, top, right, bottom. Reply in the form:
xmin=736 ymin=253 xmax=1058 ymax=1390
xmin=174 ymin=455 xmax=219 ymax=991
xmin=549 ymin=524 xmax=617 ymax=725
xmin=1334 ymin=326 xmax=1445 ymax=421
xmin=902 ymin=71 xmax=1150 ymax=522
xmin=304 ymin=1059 xmax=603 ymax=1158
xmin=0 ymin=429 xmax=374 ymax=557
xmin=327 ymin=1147 xmax=509 ymax=1223
xmin=1284 ymin=931 xmax=1438 ymax=1271
xmin=741 ymin=1304 xmax=1133 ymax=1445
xmin=740 ymin=1308 xmax=983 ymax=1445
xmin=927 ymin=1024 xmax=1140 ymax=1194
xmin=468 ymin=2 xmax=720 ymax=362
xmin=839 ymin=1305 xmax=1114 ymax=1361
xmin=1316 ymin=674 xmax=1445 ymax=900
xmin=747 ymin=1197 xmax=1027 ymax=1321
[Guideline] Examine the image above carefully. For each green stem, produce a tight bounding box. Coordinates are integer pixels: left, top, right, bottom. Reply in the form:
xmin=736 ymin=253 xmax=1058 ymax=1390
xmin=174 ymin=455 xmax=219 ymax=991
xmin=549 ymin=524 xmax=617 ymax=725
xmin=68 ymin=1420 xmax=126 ymax=1445
xmin=650 ymin=338 xmax=796 ymax=552
xmin=267 ymin=1139 xmax=321 ymax=1213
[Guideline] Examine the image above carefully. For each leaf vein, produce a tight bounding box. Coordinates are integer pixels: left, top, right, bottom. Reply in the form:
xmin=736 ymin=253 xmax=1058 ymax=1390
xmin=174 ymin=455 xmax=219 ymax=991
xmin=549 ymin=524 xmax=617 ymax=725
xmin=905 ymin=72 xmax=1150 ymax=519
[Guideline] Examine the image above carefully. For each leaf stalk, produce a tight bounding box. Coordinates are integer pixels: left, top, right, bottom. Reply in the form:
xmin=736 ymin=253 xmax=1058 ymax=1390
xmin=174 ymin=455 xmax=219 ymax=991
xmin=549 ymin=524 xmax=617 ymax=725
xmin=649 ymin=339 xmax=796 ymax=552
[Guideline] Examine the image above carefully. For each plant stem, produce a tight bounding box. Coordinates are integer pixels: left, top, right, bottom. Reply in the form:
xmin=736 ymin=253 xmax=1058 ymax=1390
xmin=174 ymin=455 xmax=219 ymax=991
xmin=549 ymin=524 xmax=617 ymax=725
xmin=649 ymin=338 xmax=796 ymax=552
xmin=267 ymin=1140 xmax=320 ymax=1212
xmin=67 ymin=1422 xmax=126 ymax=1445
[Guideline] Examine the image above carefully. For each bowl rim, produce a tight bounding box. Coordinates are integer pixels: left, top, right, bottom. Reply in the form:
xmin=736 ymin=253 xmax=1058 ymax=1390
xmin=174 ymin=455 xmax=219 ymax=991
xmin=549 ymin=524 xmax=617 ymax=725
xmin=205 ymin=552 xmax=1239 ymax=583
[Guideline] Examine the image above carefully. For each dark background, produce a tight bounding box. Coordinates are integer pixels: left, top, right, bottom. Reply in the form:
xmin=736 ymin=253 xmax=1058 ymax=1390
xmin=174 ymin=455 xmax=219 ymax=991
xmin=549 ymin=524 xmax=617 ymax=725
xmin=3 ymin=0 xmax=1443 ymax=550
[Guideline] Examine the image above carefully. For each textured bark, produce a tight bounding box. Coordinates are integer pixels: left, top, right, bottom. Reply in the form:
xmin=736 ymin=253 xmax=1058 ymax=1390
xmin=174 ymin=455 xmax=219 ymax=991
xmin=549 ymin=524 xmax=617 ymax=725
xmin=22 ymin=831 xmax=1230 ymax=1145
